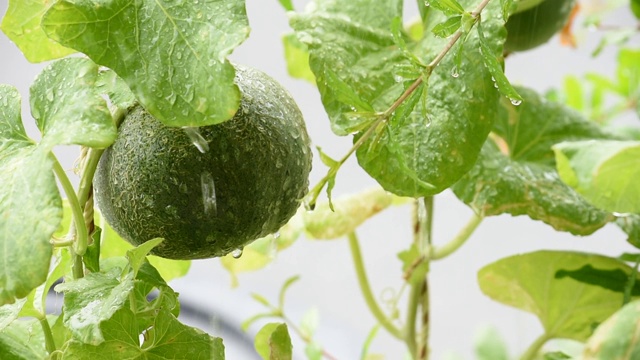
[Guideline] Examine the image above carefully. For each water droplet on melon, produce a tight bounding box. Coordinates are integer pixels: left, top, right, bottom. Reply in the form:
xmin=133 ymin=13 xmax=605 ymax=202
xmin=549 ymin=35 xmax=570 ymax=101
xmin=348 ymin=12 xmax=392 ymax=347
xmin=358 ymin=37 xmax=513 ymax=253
xmin=200 ymin=171 xmax=217 ymax=215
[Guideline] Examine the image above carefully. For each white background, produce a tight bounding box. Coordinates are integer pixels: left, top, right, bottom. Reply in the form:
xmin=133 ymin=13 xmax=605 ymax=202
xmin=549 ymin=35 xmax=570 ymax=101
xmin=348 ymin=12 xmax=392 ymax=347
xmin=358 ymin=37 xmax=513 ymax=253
xmin=0 ymin=0 xmax=638 ymax=359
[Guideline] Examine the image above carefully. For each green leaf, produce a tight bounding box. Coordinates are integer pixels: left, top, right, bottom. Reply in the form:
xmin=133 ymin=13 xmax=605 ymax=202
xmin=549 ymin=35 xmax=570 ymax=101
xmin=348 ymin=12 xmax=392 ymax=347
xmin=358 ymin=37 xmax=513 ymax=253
xmin=500 ymin=0 xmax=515 ymax=20
xmin=98 ymin=212 xmax=191 ymax=282
xmin=62 ymin=307 xmax=224 ymax=359
xmin=582 ymin=299 xmax=640 ymax=359
xmin=278 ymin=0 xmax=295 ymax=11
xmin=616 ymin=215 xmax=640 ymax=249
xmin=131 ymin=262 xmax=180 ymax=330
xmin=84 ymin=228 xmax=102 ymax=273
xmin=554 ymin=140 xmax=640 ymax=214
xmin=0 ymin=0 xmax=75 ymax=63
xmin=0 ymin=85 xmax=60 ymax=306
xmin=305 ymin=342 xmax=323 ymax=360
xmin=299 ymin=307 xmax=319 ymax=339
xmin=30 ymin=58 xmax=116 ymax=149
xmin=0 ymin=316 xmax=54 ymax=360
xmin=432 ymin=16 xmax=462 ymax=38
xmin=42 ymin=0 xmax=250 ymax=128
xmin=452 ymin=87 xmax=616 ymax=235
xmin=632 ymin=0 xmax=640 ymax=19
xmin=474 ymin=326 xmax=509 ymax=360
xmin=55 ymin=269 xmax=135 ymax=345
xmin=126 ymin=238 xmax=164 ymax=276
xmin=282 ymin=34 xmax=315 ymax=84
xmin=616 ymin=48 xmax=640 ymax=97
xmin=428 ymin=0 xmax=466 ymax=16
xmin=220 ymin=209 xmax=304 ymax=286
xmin=397 ymin=243 xmax=429 ymax=284
xmin=254 ymin=323 xmax=293 ymax=360
xmin=477 ymin=20 xmax=522 ymax=105
xmin=478 ymin=251 xmax=637 ymax=341
xmin=96 ymin=69 xmax=137 ymax=111
xmin=292 ymin=0 xmax=506 ymax=197
xmin=544 ymin=352 xmax=572 ymax=360
xmin=0 ymin=299 xmax=27 ymax=332
xmin=304 ymin=187 xmax=401 ymax=239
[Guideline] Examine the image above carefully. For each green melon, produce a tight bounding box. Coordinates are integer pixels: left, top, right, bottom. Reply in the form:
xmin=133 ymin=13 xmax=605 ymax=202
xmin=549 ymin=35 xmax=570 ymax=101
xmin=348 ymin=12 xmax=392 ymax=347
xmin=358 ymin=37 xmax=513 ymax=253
xmin=94 ymin=65 xmax=312 ymax=259
xmin=504 ymin=0 xmax=575 ymax=52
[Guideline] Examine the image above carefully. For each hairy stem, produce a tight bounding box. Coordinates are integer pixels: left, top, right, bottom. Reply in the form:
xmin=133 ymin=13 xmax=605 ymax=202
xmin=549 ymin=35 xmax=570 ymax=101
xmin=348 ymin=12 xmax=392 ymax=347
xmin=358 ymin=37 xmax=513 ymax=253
xmin=430 ymin=213 xmax=483 ymax=260
xmin=405 ymin=282 xmax=420 ymax=358
xmin=39 ymin=316 xmax=56 ymax=354
xmin=520 ymin=333 xmax=552 ymax=360
xmin=348 ymin=232 xmax=404 ymax=339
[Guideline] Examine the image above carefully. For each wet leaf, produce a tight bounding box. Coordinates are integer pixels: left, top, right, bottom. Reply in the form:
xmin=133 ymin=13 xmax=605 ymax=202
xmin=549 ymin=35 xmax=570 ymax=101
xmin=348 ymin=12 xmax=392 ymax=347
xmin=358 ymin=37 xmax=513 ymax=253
xmin=0 ymin=316 xmax=56 ymax=360
xmin=55 ymin=269 xmax=135 ymax=345
xmin=291 ymin=0 xmax=506 ymax=197
xmin=126 ymin=238 xmax=164 ymax=276
xmin=432 ymin=16 xmax=462 ymax=38
xmin=0 ymin=85 xmax=59 ymax=306
xmin=96 ymin=70 xmax=137 ymax=110
xmin=428 ymin=0 xmax=466 ymax=16
xmin=61 ymin=307 xmax=224 ymax=359
xmin=42 ymin=0 xmax=250 ymax=127
xmin=0 ymin=0 xmax=75 ymax=63
xmin=477 ymin=20 xmax=522 ymax=104
xmin=554 ymin=140 xmax=640 ymax=214
xmin=582 ymin=299 xmax=640 ymax=359
xmin=30 ymin=58 xmax=116 ymax=149
xmin=282 ymin=34 xmax=315 ymax=84
xmin=452 ymin=87 xmax=616 ymax=235
xmin=254 ymin=323 xmax=292 ymax=360
xmin=479 ymin=251 xmax=637 ymax=341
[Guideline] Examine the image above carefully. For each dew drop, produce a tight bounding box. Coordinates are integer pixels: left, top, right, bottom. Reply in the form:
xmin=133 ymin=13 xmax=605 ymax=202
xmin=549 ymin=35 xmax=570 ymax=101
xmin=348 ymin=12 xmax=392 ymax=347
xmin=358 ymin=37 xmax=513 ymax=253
xmin=273 ymin=231 xmax=280 ymax=239
xmin=509 ymin=98 xmax=522 ymax=106
xmin=451 ymin=67 xmax=459 ymax=78
xmin=200 ymin=171 xmax=217 ymax=215
xmin=613 ymin=212 xmax=631 ymax=218
xmin=424 ymin=1 xmax=430 ymax=6
xmin=183 ymin=127 xmax=210 ymax=153
xmin=231 ymin=248 xmax=243 ymax=259
xmin=425 ymin=115 xmax=432 ymax=128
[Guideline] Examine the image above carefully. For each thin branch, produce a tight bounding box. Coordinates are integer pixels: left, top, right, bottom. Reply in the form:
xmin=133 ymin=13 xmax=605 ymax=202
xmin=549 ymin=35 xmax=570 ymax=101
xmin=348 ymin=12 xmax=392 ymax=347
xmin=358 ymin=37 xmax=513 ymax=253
xmin=430 ymin=213 xmax=483 ymax=260
xmin=347 ymin=232 xmax=404 ymax=339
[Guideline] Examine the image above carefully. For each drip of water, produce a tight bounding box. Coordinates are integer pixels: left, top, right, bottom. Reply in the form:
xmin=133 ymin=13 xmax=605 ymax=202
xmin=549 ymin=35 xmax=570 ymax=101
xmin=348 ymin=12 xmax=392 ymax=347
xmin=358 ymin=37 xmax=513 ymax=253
xmin=201 ymin=171 xmax=217 ymax=215
xmin=231 ymin=248 xmax=243 ymax=259
xmin=183 ymin=127 xmax=210 ymax=153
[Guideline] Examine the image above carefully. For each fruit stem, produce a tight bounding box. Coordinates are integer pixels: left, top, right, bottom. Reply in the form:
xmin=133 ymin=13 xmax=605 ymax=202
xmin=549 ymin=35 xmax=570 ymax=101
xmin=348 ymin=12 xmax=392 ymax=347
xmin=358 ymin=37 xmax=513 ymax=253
xmin=307 ymin=0 xmax=494 ymax=208
xmin=429 ymin=213 xmax=483 ymax=260
xmin=347 ymin=231 xmax=404 ymax=340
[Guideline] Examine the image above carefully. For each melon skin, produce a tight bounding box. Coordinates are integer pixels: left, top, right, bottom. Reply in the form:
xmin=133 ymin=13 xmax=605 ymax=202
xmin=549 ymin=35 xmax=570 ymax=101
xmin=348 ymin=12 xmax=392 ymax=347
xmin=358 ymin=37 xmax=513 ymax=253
xmin=94 ymin=66 xmax=312 ymax=260
xmin=504 ymin=0 xmax=575 ymax=52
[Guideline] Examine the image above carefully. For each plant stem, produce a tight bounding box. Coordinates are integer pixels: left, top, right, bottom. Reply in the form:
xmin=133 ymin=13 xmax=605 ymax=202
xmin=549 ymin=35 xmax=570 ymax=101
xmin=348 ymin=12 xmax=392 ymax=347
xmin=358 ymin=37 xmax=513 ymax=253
xmin=52 ymin=156 xmax=87 ymax=279
xmin=347 ymin=232 xmax=404 ymax=340
xmin=39 ymin=316 xmax=56 ymax=354
xmin=405 ymin=282 xmax=420 ymax=358
xmin=409 ymin=198 xmax=433 ymax=360
xmin=430 ymin=213 xmax=483 ymax=260
xmin=520 ymin=333 xmax=552 ymax=360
